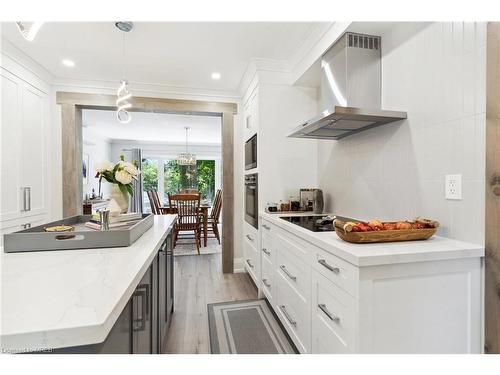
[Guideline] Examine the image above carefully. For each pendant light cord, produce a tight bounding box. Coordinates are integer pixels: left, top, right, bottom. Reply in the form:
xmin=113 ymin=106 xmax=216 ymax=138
xmin=122 ymin=32 xmax=126 ymax=81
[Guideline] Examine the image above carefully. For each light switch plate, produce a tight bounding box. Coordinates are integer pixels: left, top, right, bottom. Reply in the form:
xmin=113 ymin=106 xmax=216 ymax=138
xmin=445 ymin=174 xmax=462 ymax=200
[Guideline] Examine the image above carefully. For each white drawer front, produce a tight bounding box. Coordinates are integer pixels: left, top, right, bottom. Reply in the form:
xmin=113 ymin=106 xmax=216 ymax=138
xmin=244 ymin=239 xmax=260 ymax=284
xmin=261 ymin=219 xmax=273 ymax=233
xmin=276 ymin=272 xmax=311 ymax=353
xmin=244 ymin=226 xmax=258 ymax=249
xmin=261 ymin=230 xmax=275 ymax=265
xmin=312 ymin=270 xmax=356 ymax=353
xmin=274 ymin=226 xmax=311 ymax=263
xmin=261 ymin=256 xmax=274 ymax=302
xmin=277 ymin=247 xmax=310 ymax=302
xmin=312 ymin=247 xmax=358 ymax=297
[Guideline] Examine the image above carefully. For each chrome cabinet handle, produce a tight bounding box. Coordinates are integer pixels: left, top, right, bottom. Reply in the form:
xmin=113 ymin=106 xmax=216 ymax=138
xmin=21 ymin=187 xmax=27 ymax=212
xmin=262 ymin=278 xmax=271 ymax=288
xmin=21 ymin=223 xmax=31 ymax=230
xmin=262 ymin=248 xmax=271 ymax=256
xmin=25 ymin=187 xmax=31 ymax=211
xmin=280 ymin=265 xmax=297 ymax=281
xmin=318 ymin=303 xmax=340 ymax=323
xmin=262 ymin=224 xmax=271 ymax=230
xmin=246 ymin=259 xmax=254 ymax=268
xmin=246 ymin=234 xmax=254 ymax=242
xmin=133 ymin=287 xmax=148 ymax=331
xmin=279 ymin=305 xmax=297 ymax=327
xmin=318 ymin=259 xmax=340 ymax=274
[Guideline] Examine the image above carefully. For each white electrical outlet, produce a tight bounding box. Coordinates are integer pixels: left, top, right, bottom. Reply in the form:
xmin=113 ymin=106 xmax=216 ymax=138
xmin=445 ymin=174 xmax=462 ymax=200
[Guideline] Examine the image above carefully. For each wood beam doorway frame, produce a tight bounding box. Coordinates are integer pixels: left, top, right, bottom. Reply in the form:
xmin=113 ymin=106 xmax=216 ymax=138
xmin=57 ymin=92 xmax=237 ymax=273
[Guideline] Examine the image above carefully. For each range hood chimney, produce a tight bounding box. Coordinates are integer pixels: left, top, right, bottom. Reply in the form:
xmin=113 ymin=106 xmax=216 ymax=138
xmin=288 ymin=32 xmax=407 ymax=140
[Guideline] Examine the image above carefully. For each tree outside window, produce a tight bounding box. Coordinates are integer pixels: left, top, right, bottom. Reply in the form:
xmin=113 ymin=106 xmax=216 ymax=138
xmin=142 ymin=158 xmax=216 ymax=204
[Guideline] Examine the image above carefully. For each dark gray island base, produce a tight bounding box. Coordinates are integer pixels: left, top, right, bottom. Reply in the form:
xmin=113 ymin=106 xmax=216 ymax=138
xmin=51 ymin=233 xmax=174 ymax=354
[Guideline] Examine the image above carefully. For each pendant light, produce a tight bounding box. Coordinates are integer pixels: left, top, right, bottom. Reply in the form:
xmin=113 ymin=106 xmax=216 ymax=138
xmin=115 ymin=22 xmax=133 ymax=123
xmin=176 ymin=127 xmax=197 ymax=166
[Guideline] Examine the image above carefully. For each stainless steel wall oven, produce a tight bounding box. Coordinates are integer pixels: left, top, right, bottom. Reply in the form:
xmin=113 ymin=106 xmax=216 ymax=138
xmin=244 ymin=173 xmax=258 ymax=228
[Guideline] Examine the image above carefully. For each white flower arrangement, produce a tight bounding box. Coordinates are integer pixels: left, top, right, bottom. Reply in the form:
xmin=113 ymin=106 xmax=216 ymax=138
xmin=95 ymin=155 xmax=141 ymax=196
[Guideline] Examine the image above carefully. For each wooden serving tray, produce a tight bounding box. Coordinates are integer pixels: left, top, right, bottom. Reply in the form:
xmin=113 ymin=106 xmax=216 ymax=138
xmin=333 ymin=218 xmax=438 ymax=244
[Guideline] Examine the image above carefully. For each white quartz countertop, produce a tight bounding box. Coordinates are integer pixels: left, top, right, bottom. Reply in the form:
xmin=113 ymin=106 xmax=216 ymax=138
xmin=260 ymin=212 xmax=484 ymax=267
xmin=0 ymin=215 xmax=176 ymax=352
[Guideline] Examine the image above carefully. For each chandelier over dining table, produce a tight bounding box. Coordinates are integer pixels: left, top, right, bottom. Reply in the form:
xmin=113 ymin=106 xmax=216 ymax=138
xmin=176 ymin=126 xmax=197 ymax=166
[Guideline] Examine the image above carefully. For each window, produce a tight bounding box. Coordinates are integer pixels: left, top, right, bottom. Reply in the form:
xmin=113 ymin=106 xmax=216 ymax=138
xmin=142 ymin=158 xmax=217 ymax=212
xmin=164 ymin=159 xmax=216 ymax=202
xmin=141 ymin=158 xmax=159 ymax=213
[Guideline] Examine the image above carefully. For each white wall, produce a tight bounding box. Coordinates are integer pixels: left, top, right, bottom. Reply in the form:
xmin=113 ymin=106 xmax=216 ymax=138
xmin=258 ymin=83 xmax=319 ymax=209
xmin=82 ymin=127 xmax=111 ymax=199
xmin=317 ymin=22 xmax=486 ymax=245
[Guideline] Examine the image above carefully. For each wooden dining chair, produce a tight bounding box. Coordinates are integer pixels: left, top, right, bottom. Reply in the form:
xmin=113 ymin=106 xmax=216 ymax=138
xmin=168 ymin=193 xmax=202 ymax=253
xmin=147 ymin=189 xmax=172 ymax=215
xmin=205 ymin=189 xmax=222 ymax=244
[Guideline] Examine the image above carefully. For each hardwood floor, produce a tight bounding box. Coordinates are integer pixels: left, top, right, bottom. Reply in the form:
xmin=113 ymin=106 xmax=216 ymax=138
xmin=163 ymin=253 xmax=257 ymax=354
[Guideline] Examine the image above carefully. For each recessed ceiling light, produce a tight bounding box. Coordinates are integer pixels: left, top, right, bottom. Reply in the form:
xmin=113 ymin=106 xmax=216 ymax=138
xmin=62 ymin=59 xmax=75 ymax=67
xmin=211 ymin=72 xmax=221 ymax=80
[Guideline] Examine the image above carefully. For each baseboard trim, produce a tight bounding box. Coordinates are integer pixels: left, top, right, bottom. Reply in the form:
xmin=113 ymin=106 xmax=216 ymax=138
xmin=233 ymin=257 xmax=245 ymax=273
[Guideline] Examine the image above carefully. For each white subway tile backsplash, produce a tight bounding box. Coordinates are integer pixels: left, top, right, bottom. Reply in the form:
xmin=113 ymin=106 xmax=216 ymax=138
xmin=450 ymin=179 xmax=485 ymax=244
xmin=475 ymin=22 xmax=487 ymax=48
xmin=475 ymin=113 xmax=486 ymax=180
xmin=475 ymin=44 xmax=487 ymax=114
xmin=463 ymin=22 xmax=476 ymax=54
xmin=318 ymin=22 xmax=486 ymax=246
xmin=463 ymin=51 xmax=476 ymax=117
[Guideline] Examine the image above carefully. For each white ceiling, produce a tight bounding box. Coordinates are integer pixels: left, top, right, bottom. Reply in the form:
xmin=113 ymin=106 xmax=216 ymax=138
xmin=83 ymin=109 xmax=221 ymax=144
xmin=1 ymin=22 xmax=326 ymax=91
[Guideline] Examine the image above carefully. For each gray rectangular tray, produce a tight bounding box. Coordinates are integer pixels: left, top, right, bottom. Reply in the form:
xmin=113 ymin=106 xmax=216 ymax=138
xmin=3 ymin=214 xmax=154 ymax=253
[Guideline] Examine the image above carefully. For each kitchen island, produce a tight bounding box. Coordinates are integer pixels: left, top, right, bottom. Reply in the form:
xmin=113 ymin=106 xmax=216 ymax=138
xmin=0 ymin=215 xmax=176 ymax=353
xmin=252 ymin=212 xmax=485 ymax=354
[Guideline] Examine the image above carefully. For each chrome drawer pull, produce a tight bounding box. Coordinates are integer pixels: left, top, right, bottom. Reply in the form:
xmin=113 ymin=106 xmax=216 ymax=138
xmin=262 ymin=248 xmax=271 ymax=256
xmin=246 ymin=259 xmax=254 ymax=268
xmin=318 ymin=259 xmax=340 ymax=274
xmin=279 ymin=305 xmax=297 ymax=327
xmin=280 ymin=265 xmax=297 ymax=281
xmin=318 ymin=303 xmax=340 ymax=323
xmin=246 ymin=234 xmax=254 ymax=242
xmin=262 ymin=278 xmax=271 ymax=288
xmin=263 ymin=224 xmax=271 ymax=231
xmin=25 ymin=187 xmax=31 ymax=211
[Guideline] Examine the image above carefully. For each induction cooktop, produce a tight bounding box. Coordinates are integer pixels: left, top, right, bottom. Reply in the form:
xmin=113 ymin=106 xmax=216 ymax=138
xmin=279 ymin=215 xmax=353 ymax=232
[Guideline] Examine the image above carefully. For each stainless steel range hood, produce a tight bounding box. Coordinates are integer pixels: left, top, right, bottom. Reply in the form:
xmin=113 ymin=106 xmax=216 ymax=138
xmin=288 ymin=32 xmax=407 ymax=140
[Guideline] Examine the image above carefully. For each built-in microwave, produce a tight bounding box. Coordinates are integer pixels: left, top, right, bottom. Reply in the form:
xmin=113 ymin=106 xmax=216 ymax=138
xmin=244 ymin=173 xmax=258 ymax=229
xmin=245 ymin=134 xmax=257 ymax=170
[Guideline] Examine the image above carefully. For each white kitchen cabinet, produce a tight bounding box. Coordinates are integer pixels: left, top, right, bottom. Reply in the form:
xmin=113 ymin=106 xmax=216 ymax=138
xmin=311 ymin=270 xmax=355 ymax=353
xmin=243 ymin=222 xmax=260 ymax=285
xmin=258 ymin=213 xmax=483 ymax=354
xmin=0 ymin=67 xmax=50 ymax=231
xmin=243 ymin=88 xmax=258 ymax=142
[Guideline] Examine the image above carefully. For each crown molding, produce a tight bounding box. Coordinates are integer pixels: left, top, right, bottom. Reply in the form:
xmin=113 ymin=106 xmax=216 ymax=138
xmin=0 ymin=37 xmax=55 ymax=88
xmin=52 ymin=77 xmax=240 ymax=102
